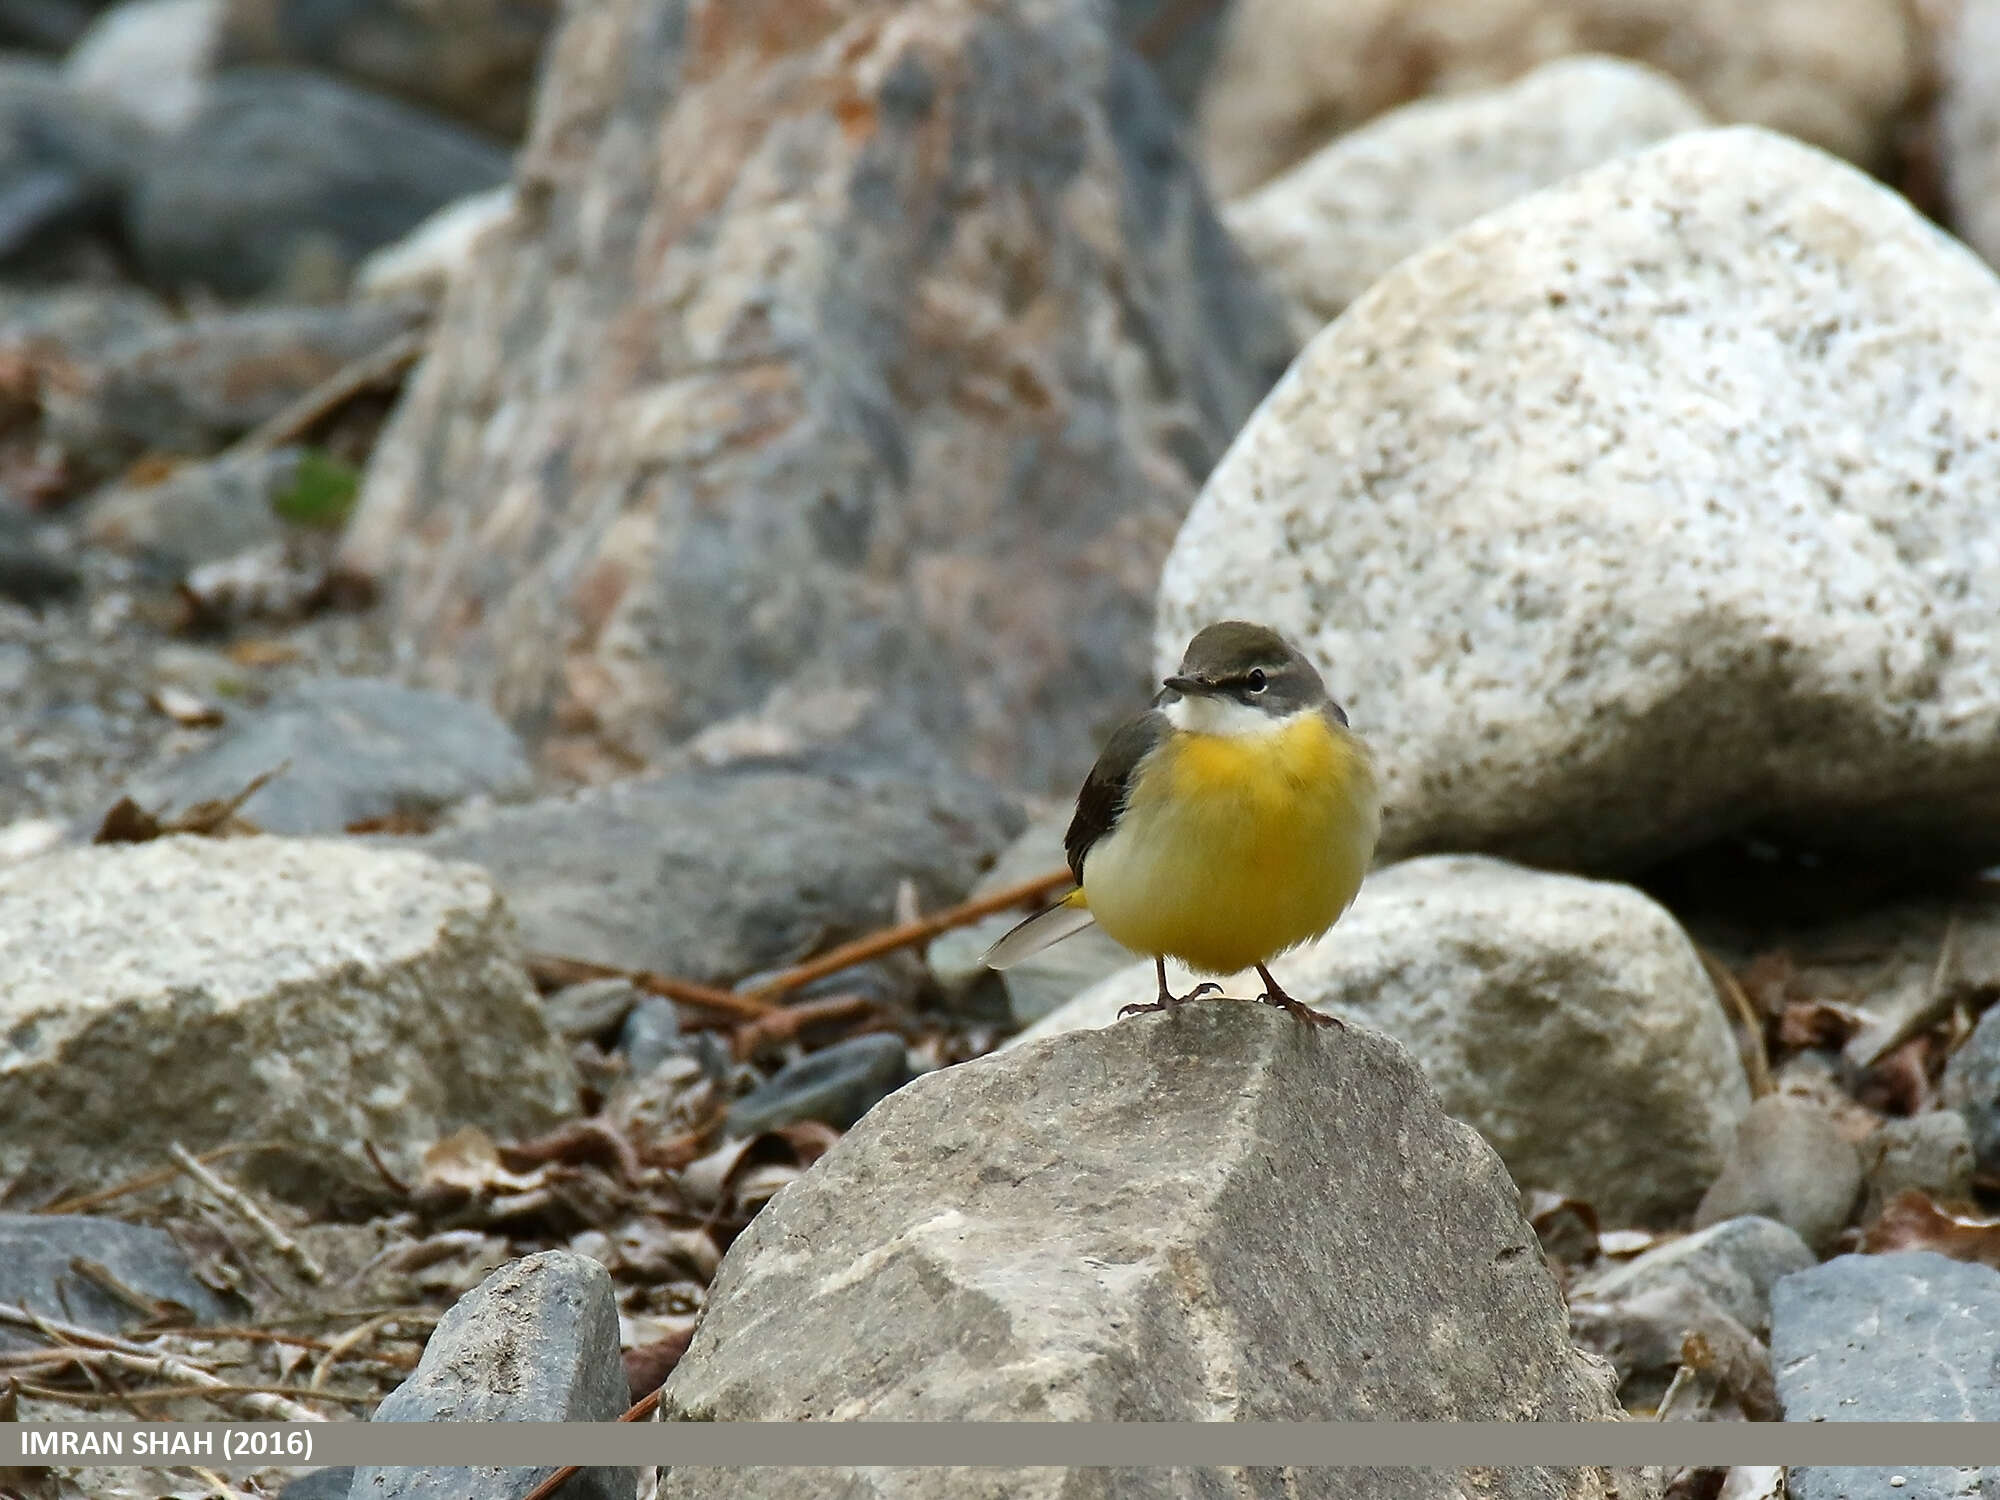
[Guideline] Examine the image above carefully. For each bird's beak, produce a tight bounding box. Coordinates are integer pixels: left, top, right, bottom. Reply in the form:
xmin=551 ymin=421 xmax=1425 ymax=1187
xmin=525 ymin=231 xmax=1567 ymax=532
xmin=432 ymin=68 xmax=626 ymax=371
xmin=1161 ymin=674 xmax=1210 ymax=696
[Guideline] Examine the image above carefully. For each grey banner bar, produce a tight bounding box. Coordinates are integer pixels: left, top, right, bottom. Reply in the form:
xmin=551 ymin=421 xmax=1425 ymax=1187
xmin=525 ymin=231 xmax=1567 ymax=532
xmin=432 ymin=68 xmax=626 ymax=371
xmin=7 ymin=1423 xmax=2000 ymax=1468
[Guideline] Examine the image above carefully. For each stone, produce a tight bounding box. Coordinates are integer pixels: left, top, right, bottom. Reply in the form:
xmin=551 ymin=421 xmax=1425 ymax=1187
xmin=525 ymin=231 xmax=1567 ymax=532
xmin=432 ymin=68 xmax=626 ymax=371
xmin=0 ymin=0 xmax=94 ymax=50
xmin=0 ymin=57 xmax=147 ymax=271
xmin=0 ymin=1211 xmax=242 ymax=1349
xmin=1159 ymin=127 xmax=2000 ymax=874
xmin=351 ymin=1251 xmax=634 ymax=1500
xmin=617 ymin=994 xmax=681 ymax=1078
xmin=1859 ymin=1112 xmax=1975 ymax=1222
xmin=544 ymin=978 xmax=641 ymax=1046
xmin=925 ymin=808 xmax=1132 ymax=1025
xmin=1224 ymin=56 xmax=1707 ymax=339
xmin=121 ymin=676 xmax=533 ymax=836
xmin=1110 ymin=0 xmax=1225 ymax=117
xmin=341 ymin=0 xmax=1295 ymax=796
xmin=1941 ymin=0 xmax=2000 ymax=271
xmin=280 ymin=1471 xmax=356 ymax=1500
xmin=42 ymin=299 xmax=423 ymax=469
xmin=416 ymin=755 xmax=1019 ymax=985
xmin=0 ymin=837 xmax=576 ymax=1208
xmin=0 ymin=505 xmax=78 ymax=605
xmin=724 ymin=1033 xmax=911 ymax=1138
xmin=353 ymin=184 xmax=514 ymax=303
xmin=1567 ymin=1279 xmax=1773 ymax=1418
xmin=1696 ymin=1096 xmax=1862 ymax=1254
xmin=1772 ymin=1252 xmax=2000 ymax=1499
xmin=1196 ymin=0 xmax=1922 ymax=197
xmin=220 ymin=0 xmax=554 ymax=140
xmin=126 ymin=67 xmax=509 ymax=300
xmin=1570 ymin=1216 xmax=1814 ymax=1339
xmin=657 ymin=1004 xmax=1636 ymax=1500
xmin=1944 ymin=1004 xmax=2000 ymax=1177
xmin=84 ymin=444 xmax=301 ymax=574
xmin=63 ymin=0 xmax=222 ymax=135
xmin=1017 ymin=855 xmax=1748 ymax=1225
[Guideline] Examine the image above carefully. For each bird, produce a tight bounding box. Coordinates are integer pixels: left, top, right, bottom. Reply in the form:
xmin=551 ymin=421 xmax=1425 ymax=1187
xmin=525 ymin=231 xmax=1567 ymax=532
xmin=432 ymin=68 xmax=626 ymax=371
xmin=983 ymin=620 xmax=1380 ymax=1025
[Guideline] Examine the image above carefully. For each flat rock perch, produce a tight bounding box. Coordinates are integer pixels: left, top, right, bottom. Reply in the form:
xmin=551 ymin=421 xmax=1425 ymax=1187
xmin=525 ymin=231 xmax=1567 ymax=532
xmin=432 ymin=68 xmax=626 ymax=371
xmin=658 ymin=1003 xmax=1640 ymax=1500
xmin=0 ymin=836 xmax=577 ymax=1208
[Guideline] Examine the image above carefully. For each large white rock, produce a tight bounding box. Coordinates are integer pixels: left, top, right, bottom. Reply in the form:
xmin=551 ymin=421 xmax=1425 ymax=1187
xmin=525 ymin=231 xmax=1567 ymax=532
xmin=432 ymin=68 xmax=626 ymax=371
xmin=0 ymin=837 xmax=577 ymax=1207
xmin=1226 ymin=56 xmax=1708 ymax=339
xmin=63 ymin=0 xmax=221 ymax=135
xmin=1197 ymin=0 xmax=1920 ymax=196
xmin=657 ymin=1004 xmax=1643 ymax=1500
xmin=1017 ymin=856 xmax=1750 ymax=1224
xmin=1161 ymin=126 xmax=2000 ymax=874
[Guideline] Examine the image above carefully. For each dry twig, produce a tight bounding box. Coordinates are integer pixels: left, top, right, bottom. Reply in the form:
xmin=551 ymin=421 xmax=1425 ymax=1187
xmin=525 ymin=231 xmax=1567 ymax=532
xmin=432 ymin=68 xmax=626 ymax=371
xmin=233 ymin=328 xmax=428 ymax=455
xmin=521 ymin=1388 xmax=663 ymax=1500
xmin=169 ymin=1142 xmax=324 ymax=1284
xmin=1696 ymin=947 xmax=1774 ymax=1099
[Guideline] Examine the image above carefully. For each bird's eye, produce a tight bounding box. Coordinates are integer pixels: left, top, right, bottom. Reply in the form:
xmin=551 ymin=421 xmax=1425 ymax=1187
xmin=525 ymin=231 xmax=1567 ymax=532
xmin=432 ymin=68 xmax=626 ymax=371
xmin=1246 ymin=670 xmax=1267 ymax=693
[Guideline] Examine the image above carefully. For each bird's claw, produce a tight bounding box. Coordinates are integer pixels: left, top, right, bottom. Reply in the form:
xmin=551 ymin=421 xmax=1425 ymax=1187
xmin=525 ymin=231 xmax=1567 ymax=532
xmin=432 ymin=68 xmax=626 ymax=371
xmin=1118 ymin=981 xmax=1227 ymax=1019
xmin=1258 ymin=993 xmax=1343 ymax=1028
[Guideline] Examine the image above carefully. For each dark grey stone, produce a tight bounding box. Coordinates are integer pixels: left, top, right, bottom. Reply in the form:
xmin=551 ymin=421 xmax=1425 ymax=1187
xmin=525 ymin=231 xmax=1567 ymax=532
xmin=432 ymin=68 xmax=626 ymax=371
xmin=1571 ymin=1215 xmax=1814 ymax=1339
xmin=1860 ymin=1111 xmax=1975 ymax=1222
xmin=1111 ymin=0 xmax=1227 ymax=117
xmin=0 ymin=507 xmax=78 ymax=605
xmin=350 ymin=1250 xmax=634 ymax=1500
xmin=544 ymin=978 xmax=641 ymax=1046
xmin=0 ymin=59 xmax=144 ymax=269
xmin=617 ymin=994 xmax=681 ymax=1077
xmin=281 ymin=1469 xmax=357 ymax=1500
xmin=1773 ymin=1251 xmax=2000 ymax=1500
xmin=127 ymin=67 xmax=508 ymax=299
xmin=124 ymin=676 xmax=533 ymax=835
xmin=726 ymin=1033 xmax=912 ymax=1138
xmin=0 ymin=1211 xmax=243 ymax=1349
xmin=1944 ymin=1004 xmax=2000 ymax=1177
xmin=417 ymin=756 xmax=1020 ymax=985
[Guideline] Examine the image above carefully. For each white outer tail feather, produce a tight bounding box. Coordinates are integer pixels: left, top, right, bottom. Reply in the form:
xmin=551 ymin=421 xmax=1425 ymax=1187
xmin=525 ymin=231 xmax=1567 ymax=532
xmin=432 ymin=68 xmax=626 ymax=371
xmin=981 ymin=900 xmax=1097 ymax=969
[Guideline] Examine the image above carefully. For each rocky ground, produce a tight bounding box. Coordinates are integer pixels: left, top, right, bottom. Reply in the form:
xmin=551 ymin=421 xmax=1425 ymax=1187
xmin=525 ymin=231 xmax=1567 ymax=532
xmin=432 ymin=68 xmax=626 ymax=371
xmin=6 ymin=1 xmax=2000 ymax=1499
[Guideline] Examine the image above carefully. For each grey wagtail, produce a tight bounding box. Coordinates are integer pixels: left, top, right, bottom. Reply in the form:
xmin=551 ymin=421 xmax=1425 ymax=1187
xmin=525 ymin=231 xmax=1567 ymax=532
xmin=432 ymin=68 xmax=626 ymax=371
xmin=983 ymin=620 xmax=1380 ymax=1025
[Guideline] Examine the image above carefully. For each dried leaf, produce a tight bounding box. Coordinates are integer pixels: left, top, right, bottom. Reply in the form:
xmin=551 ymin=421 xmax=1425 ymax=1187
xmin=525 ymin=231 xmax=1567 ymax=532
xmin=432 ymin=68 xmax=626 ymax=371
xmin=1862 ymin=1188 xmax=2000 ymax=1268
xmin=410 ymin=1127 xmax=550 ymax=1218
xmin=502 ymin=1118 xmax=645 ymax=1186
xmin=1857 ymin=1035 xmax=1935 ymax=1117
xmin=226 ymin=637 xmax=302 ymax=668
xmin=1738 ymin=952 xmax=1800 ymax=1018
xmin=1776 ymin=999 xmax=1865 ymax=1052
xmin=1596 ymin=1228 xmax=1663 ymax=1258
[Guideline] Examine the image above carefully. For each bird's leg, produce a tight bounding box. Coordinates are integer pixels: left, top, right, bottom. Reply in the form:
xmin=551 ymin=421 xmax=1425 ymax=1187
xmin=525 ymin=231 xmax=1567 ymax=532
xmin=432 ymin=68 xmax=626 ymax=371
xmin=1118 ymin=957 xmax=1226 ymax=1018
xmin=1255 ymin=963 xmax=1341 ymax=1029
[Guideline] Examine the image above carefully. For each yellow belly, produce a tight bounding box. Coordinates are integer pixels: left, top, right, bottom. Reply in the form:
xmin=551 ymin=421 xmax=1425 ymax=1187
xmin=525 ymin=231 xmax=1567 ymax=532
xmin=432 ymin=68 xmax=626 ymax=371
xmin=1080 ymin=715 xmax=1380 ymax=975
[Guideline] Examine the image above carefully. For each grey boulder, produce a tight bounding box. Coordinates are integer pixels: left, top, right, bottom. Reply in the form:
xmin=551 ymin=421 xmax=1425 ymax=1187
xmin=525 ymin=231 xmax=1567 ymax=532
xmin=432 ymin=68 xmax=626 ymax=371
xmin=122 ymin=676 xmax=533 ymax=835
xmin=1017 ymin=855 xmax=1749 ymax=1224
xmin=0 ymin=837 xmax=576 ymax=1208
xmin=1772 ymin=1252 xmax=2000 ymax=1499
xmin=657 ymin=1003 xmax=1636 ymax=1500
xmin=417 ymin=757 xmax=1019 ymax=984
xmin=341 ymin=0 xmax=1295 ymax=795
xmin=1944 ymin=1003 xmax=2000 ymax=1177
xmin=724 ymin=1033 xmax=912 ymax=1138
xmin=351 ymin=1251 xmax=633 ymax=1500
xmin=1160 ymin=126 xmax=2000 ymax=873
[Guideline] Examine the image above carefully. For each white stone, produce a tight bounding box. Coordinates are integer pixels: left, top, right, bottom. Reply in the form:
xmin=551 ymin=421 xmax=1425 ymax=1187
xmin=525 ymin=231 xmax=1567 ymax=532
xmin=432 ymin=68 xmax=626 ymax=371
xmin=0 ymin=837 xmax=577 ymax=1206
xmin=1016 ymin=855 xmax=1750 ymax=1224
xmin=63 ymin=0 xmax=221 ymax=136
xmin=1198 ymin=0 xmax=1920 ymax=196
xmin=1161 ymin=126 xmax=2000 ymax=873
xmin=1225 ymin=56 xmax=1707 ymax=339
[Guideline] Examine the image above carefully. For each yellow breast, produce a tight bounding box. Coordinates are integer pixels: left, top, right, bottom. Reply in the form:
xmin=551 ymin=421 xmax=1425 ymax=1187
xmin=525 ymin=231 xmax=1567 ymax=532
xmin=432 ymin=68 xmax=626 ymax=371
xmin=1080 ymin=713 xmax=1380 ymax=975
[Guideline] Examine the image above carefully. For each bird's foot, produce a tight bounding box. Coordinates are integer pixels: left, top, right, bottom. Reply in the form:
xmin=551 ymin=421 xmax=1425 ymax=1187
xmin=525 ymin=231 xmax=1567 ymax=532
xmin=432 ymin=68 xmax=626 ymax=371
xmin=1258 ymin=992 xmax=1343 ymax=1028
xmin=1118 ymin=981 xmax=1225 ymax=1019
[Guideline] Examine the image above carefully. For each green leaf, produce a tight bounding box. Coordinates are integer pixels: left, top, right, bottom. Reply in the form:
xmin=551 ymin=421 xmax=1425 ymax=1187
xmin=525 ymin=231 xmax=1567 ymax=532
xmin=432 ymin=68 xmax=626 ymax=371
xmin=271 ymin=449 xmax=361 ymax=530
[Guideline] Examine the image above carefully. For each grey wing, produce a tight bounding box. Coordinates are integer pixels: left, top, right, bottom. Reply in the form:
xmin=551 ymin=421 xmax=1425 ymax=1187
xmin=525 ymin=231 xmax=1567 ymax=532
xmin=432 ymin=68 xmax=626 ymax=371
xmin=1064 ymin=710 xmax=1170 ymax=884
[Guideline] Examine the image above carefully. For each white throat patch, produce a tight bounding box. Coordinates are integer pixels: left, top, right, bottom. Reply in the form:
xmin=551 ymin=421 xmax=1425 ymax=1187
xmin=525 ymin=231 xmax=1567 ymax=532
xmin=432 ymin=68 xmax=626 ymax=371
xmin=1161 ymin=692 xmax=1295 ymax=739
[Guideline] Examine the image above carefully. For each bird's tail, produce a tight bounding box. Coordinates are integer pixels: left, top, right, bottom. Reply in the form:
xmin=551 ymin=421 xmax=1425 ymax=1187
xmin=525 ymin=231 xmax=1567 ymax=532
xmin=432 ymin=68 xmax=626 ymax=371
xmin=981 ymin=887 xmax=1095 ymax=970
